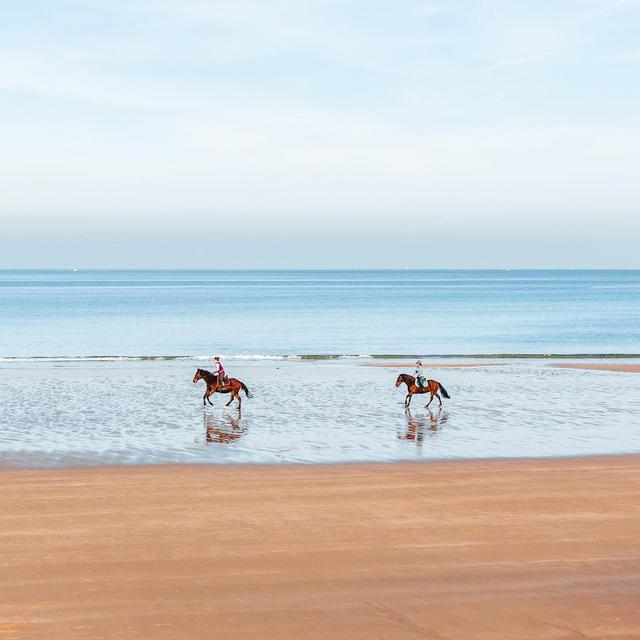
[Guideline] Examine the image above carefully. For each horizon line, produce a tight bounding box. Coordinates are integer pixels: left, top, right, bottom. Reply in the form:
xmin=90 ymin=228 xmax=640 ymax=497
xmin=1 ymin=267 xmax=640 ymax=272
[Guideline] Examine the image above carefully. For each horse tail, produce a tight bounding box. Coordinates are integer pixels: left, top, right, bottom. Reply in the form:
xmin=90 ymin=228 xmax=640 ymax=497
xmin=240 ymin=382 xmax=252 ymax=398
xmin=438 ymin=383 xmax=450 ymax=399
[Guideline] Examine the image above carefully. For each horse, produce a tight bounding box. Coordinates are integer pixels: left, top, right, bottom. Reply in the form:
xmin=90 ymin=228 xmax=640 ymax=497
xmin=192 ymin=368 xmax=252 ymax=407
xmin=395 ymin=373 xmax=450 ymax=409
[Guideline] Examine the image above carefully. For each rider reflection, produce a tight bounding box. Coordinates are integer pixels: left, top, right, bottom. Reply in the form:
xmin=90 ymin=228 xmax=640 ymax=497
xmin=399 ymin=408 xmax=448 ymax=444
xmin=204 ymin=409 xmax=247 ymax=444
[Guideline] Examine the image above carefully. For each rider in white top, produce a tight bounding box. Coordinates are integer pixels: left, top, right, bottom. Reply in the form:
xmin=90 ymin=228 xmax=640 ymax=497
xmin=415 ymin=360 xmax=426 ymax=388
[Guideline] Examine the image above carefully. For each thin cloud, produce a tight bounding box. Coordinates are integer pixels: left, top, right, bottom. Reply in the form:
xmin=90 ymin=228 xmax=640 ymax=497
xmin=0 ymin=0 xmax=639 ymax=268
xmin=609 ymin=50 xmax=640 ymax=60
xmin=489 ymin=55 xmax=547 ymax=70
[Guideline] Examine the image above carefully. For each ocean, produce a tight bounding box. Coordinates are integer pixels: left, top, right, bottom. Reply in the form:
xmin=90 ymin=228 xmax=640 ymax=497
xmin=1 ymin=270 xmax=639 ymax=467
xmin=1 ymin=269 xmax=639 ymax=359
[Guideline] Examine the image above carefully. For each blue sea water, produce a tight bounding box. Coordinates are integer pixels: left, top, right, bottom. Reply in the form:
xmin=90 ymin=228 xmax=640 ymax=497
xmin=1 ymin=269 xmax=639 ymax=358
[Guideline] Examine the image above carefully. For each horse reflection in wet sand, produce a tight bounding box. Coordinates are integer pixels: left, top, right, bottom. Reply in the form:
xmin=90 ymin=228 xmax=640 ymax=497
xmin=204 ymin=410 xmax=247 ymax=444
xmin=395 ymin=373 xmax=450 ymax=409
xmin=399 ymin=408 xmax=448 ymax=444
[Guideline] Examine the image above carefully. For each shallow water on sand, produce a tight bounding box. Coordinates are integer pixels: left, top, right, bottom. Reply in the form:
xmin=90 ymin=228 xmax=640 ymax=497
xmin=1 ymin=360 xmax=639 ymax=467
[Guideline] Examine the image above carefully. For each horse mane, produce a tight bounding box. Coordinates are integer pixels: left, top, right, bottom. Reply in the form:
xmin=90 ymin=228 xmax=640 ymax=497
xmin=197 ymin=368 xmax=212 ymax=375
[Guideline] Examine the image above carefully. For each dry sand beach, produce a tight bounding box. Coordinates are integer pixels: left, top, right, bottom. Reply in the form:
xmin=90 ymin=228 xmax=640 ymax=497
xmin=551 ymin=363 xmax=640 ymax=373
xmin=2 ymin=456 xmax=639 ymax=639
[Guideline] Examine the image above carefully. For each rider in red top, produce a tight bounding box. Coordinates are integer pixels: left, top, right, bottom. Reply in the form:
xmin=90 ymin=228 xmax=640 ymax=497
xmin=213 ymin=356 xmax=225 ymax=387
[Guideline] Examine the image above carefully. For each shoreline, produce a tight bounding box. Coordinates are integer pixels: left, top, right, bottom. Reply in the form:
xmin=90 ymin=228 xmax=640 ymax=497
xmin=2 ymin=450 xmax=639 ymax=473
xmin=2 ymin=456 xmax=639 ymax=639
xmin=362 ymin=361 xmax=507 ymax=368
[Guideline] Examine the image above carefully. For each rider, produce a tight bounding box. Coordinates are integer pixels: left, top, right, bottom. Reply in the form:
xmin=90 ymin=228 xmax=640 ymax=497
xmin=415 ymin=360 xmax=426 ymax=388
xmin=213 ymin=356 xmax=226 ymax=387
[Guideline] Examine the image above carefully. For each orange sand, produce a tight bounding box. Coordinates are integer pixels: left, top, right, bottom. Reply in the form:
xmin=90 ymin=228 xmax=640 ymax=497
xmin=551 ymin=362 xmax=640 ymax=373
xmin=2 ymin=457 xmax=639 ymax=639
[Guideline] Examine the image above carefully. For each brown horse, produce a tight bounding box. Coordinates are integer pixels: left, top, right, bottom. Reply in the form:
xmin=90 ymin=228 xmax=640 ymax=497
xmin=395 ymin=373 xmax=450 ymax=408
xmin=193 ymin=368 xmax=252 ymax=407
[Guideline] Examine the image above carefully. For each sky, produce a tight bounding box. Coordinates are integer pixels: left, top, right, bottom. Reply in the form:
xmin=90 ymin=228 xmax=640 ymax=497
xmin=1 ymin=0 xmax=639 ymax=268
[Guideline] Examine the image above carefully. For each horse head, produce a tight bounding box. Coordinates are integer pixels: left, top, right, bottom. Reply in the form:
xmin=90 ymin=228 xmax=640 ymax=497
xmin=193 ymin=368 xmax=204 ymax=384
xmin=395 ymin=373 xmax=414 ymax=388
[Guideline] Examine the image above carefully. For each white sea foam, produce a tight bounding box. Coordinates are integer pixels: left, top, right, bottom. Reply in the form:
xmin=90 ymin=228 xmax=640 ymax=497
xmin=0 ymin=354 xmax=309 ymax=363
xmin=0 ymin=353 xmax=637 ymax=363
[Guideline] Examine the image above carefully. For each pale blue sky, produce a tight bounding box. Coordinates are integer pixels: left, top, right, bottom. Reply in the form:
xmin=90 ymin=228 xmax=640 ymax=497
xmin=1 ymin=1 xmax=639 ymax=267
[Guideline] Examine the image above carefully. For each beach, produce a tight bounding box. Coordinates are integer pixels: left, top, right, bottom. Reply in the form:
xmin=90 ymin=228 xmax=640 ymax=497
xmin=2 ymin=456 xmax=639 ymax=639
xmin=552 ymin=363 xmax=640 ymax=373
xmin=2 ymin=270 xmax=640 ymax=638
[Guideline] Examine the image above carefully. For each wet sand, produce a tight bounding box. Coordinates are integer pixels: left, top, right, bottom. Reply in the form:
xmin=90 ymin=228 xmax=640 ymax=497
xmin=363 ymin=361 xmax=506 ymax=368
xmin=4 ymin=360 xmax=640 ymax=466
xmin=2 ymin=457 xmax=640 ymax=639
xmin=551 ymin=362 xmax=640 ymax=373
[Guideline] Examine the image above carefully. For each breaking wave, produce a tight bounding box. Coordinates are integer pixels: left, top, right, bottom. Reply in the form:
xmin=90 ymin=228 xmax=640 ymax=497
xmin=1 ymin=353 xmax=639 ymax=363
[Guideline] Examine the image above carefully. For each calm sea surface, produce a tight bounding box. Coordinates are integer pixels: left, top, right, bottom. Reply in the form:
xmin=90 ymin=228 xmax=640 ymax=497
xmin=1 ymin=270 xmax=639 ymax=358
xmin=1 ymin=270 xmax=639 ymax=467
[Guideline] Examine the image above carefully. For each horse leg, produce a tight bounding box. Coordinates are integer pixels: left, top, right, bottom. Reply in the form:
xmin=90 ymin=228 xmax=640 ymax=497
xmin=202 ymin=390 xmax=207 ymax=406
xmin=206 ymin=389 xmax=214 ymax=406
xmin=225 ymin=390 xmax=235 ymax=407
xmin=426 ymin=392 xmax=434 ymax=408
xmin=435 ymin=392 xmax=442 ymax=407
xmin=407 ymin=393 xmax=412 ymax=408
